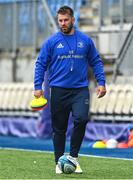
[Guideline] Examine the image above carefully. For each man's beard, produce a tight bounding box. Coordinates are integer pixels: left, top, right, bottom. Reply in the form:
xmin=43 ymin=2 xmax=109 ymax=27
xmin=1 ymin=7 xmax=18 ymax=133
xmin=60 ymin=24 xmax=73 ymax=34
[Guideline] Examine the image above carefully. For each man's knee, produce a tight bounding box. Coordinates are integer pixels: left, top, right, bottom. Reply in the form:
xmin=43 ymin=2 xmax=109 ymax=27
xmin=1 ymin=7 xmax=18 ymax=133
xmin=73 ymin=116 xmax=89 ymax=126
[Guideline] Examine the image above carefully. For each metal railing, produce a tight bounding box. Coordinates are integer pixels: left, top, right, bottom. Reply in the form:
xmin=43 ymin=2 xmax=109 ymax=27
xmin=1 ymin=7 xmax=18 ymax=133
xmin=112 ymin=24 xmax=133 ymax=82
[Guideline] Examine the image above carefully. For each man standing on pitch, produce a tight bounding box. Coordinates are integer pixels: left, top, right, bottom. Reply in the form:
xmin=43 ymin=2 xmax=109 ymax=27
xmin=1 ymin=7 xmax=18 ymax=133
xmin=34 ymin=6 xmax=106 ymax=174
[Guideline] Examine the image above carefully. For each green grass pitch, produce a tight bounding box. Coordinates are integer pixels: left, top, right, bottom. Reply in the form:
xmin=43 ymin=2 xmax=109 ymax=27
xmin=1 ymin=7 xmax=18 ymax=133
xmin=0 ymin=148 xmax=133 ymax=179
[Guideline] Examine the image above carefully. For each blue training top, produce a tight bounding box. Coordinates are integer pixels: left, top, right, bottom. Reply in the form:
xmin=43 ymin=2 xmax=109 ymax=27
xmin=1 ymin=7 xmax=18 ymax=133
xmin=34 ymin=29 xmax=105 ymax=90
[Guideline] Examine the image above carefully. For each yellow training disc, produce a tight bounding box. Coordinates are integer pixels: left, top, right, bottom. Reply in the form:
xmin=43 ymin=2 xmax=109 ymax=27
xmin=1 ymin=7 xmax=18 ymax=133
xmin=92 ymin=141 xmax=106 ymax=148
xmin=30 ymin=96 xmax=47 ymax=108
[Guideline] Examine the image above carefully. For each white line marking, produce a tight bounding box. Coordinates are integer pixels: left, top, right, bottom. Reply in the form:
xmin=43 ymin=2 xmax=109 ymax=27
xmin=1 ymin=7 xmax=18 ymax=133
xmin=79 ymin=153 xmax=133 ymax=161
xmin=0 ymin=147 xmax=133 ymax=161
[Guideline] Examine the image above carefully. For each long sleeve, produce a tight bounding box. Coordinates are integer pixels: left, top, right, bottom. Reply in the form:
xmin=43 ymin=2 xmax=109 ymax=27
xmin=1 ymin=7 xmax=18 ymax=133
xmin=88 ymin=39 xmax=106 ymax=86
xmin=34 ymin=40 xmax=51 ymax=90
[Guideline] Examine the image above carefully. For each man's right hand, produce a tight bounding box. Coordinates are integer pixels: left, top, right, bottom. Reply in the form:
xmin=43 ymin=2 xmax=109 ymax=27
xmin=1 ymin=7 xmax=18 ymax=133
xmin=34 ymin=90 xmax=44 ymax=98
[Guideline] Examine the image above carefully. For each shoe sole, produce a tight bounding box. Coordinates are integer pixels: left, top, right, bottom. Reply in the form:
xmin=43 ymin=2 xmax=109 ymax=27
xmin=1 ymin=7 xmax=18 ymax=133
xmin=74 ymin=171 xmax=83 ymax=174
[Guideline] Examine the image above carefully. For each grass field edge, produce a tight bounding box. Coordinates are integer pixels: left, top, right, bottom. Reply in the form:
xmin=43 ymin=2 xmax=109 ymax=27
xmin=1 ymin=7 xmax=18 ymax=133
xmin=1 ymin=146 xmax=133 ymax=161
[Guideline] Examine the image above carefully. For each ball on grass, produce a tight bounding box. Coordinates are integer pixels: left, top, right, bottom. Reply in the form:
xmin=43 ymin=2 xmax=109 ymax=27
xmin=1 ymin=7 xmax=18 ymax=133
xmin=58 ymin=155 xmax=76 ymax=174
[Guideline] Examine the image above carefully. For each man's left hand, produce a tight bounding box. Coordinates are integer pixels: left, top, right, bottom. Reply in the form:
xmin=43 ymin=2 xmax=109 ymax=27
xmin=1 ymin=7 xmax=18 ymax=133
xmin=96 ymin=85 xmax=106 ymax=98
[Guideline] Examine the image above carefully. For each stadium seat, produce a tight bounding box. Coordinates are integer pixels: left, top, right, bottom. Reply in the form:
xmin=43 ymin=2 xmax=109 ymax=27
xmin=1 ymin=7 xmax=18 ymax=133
xmin=0 ymin=83 xmax=39 ymax=117
xmin=90 ymin=83 xmax=133 ymax=121
xmin=130 ymin=94 xmax=133 ymax=115
xmin=96 ymin=85 xmax=111 ymax=115
xmin=122 ymin=90 xmax=133 ymax=115
xmin=18 ymin=84 xmax=33 ymax=111
xmin=104 ymin=84 xmax=118 ymax=115
xmin=114 ymin=89 xmax=125 ymax=115
xmin=1 ymin=84 xmax=13 ymax=110
xmin=7 ymin=83 xmax=21 ymax=110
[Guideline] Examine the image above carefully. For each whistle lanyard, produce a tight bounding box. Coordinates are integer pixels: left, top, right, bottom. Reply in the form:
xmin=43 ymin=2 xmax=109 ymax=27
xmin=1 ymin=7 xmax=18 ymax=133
xmin=61 ymin=31 xmax=77 ymax=71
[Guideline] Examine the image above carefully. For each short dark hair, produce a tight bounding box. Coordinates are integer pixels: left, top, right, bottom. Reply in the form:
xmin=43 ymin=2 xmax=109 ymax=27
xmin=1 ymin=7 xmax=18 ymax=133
xmin=57 ymin=6 xmax=74 ymax=17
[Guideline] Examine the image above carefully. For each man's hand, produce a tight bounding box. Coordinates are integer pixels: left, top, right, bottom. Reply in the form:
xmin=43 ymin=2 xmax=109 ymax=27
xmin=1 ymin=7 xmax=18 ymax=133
xmin=96 ymin=85 xmax=106 ymax=98
xmin=34 ymin=90 xmax=44 ymax=98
